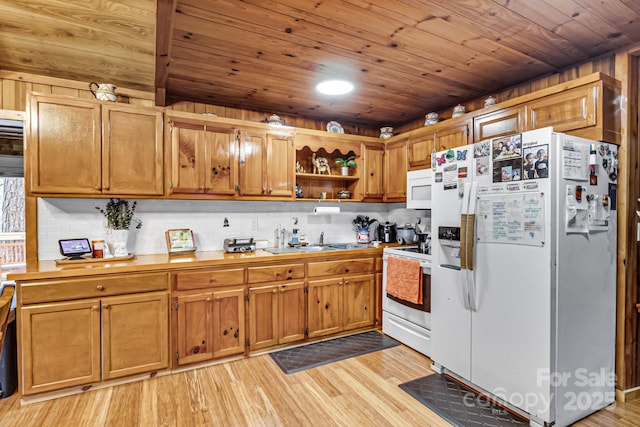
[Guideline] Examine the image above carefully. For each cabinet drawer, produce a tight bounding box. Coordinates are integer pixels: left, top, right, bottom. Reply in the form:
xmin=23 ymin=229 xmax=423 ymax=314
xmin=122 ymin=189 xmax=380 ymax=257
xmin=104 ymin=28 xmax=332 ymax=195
xmin=307 ymin=258 xmax=374 ymax=277
xmin=174 ymin=268 xmax=245 ymax=290
xmin=247 ymin=264 xmax=305 ymax=283
xmin=21 ymin=273 xmax=169 ymax=304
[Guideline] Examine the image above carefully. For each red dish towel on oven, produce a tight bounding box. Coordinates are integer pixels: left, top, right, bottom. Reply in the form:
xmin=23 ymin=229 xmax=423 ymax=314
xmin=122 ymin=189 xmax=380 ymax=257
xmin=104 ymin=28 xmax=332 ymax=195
xmin=386 ymin=257 xmax=423 ymax=304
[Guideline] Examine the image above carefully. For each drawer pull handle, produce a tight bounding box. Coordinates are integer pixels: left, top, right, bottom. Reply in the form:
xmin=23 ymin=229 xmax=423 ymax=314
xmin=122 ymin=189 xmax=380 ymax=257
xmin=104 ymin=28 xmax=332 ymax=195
xmin=96 ymin=285 xmax=104 ymax=291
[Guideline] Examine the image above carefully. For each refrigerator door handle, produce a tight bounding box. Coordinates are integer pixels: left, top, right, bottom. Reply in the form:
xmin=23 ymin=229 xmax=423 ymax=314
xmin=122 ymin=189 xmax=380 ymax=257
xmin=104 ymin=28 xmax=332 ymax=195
xmin=459 ymin=182 xmax=472 ymax=310
xmin=467 ymin=182 xmax=478 ymax=311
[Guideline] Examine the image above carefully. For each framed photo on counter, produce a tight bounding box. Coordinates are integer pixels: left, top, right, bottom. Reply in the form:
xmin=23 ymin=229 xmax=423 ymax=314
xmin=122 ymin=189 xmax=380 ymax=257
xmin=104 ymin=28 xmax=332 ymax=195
xmin=165 ymin=229 xmax=197 ymax=254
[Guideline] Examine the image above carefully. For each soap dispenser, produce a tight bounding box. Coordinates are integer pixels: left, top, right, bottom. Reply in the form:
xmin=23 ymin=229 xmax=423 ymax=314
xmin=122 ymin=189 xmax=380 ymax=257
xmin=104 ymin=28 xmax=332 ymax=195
xmin=291 ymin=228 xmax=299 ymax=244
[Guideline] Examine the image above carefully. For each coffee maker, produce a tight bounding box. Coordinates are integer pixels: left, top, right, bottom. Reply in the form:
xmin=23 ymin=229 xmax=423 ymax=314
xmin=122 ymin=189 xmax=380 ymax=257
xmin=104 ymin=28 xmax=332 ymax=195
xmin=377 ymin=222 xmax=397 ymax=243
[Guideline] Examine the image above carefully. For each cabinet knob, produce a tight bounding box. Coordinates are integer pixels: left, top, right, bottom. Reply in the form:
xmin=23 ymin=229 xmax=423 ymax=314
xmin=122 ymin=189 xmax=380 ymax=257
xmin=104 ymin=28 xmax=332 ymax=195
xmin=103 ymin=185 xmax=110 ymax=191
xmin=92 ymin=305 xmax=99 ymax=310
xmin=96 ymin=285 xmax=104 ymax=291
xmin=344 ymin=280 xmax=349 ymax=285
xmin=339 ymin=281 xmax=343 ymax=285
xmin=272 ymin=289 xmax=277 ymax=294
xmin=206 ymin=297 xmax=212 ymax=302
xmin=209 ymin=277 xmax=217 ymax=283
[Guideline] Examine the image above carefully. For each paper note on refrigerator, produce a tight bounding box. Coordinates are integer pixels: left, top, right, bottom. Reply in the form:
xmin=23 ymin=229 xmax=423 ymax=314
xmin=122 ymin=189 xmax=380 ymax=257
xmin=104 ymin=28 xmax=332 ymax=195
xmin=562 ymin=140 xmax=588 ymax=181
xmin=565 ymin=185 xmax=588 ymax=234
xmin=477 ymin=192 xmax=545 ymax=246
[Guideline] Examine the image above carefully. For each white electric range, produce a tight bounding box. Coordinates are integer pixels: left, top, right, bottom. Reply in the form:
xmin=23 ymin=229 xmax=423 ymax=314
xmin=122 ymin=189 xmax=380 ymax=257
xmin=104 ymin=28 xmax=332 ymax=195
xmin=382 ymin=246 xmax=432 ymax=357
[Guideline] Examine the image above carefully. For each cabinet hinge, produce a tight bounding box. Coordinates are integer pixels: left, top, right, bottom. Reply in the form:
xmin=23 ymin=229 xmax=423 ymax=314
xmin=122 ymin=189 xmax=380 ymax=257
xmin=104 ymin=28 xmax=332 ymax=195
xmin=174 ymin=300 xmax=179 ymax=310
xmin=169 ymin=181 xmax=174 ymax=190
xmin=304 ymin=327 xmax=309 ymax=336
xmin=245 ymin=338 xmax=250 ymax=346
xmin=235 ymin=184 xmax=240 ymax=191
xmin=240 ymin=159 xmax=245 ymax=166
xmin=304 ymin=285 xmax=309 ymax=293
xmin=244 ymin=293 xmax=250 ymax=301
xmin=175 ymin=351 xmax=179 ymax=360
xmin=169 ymin=121 xmax=174 ymax=133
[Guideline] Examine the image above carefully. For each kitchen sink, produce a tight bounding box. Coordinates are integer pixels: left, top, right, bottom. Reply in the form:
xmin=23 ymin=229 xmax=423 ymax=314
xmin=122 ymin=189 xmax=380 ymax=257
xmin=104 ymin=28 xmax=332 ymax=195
xmin=265 ymin=243 xmax=371 ymax=254
xmin=265 ymin=245 xmax=335 ymax=254
xmin=327 ymin=243 xmax=370 ymax=250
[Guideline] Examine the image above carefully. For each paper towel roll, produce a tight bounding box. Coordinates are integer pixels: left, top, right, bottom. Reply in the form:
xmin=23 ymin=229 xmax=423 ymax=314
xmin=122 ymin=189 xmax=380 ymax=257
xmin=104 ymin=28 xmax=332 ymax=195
xmin=313 ymin=206 xmax=340 ymax=215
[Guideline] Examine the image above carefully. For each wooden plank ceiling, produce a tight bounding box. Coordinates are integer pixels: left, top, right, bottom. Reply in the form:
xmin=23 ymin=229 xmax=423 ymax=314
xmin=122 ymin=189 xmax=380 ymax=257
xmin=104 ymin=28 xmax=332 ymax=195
xmin=2 ymin=1 xmax=640 ymax=128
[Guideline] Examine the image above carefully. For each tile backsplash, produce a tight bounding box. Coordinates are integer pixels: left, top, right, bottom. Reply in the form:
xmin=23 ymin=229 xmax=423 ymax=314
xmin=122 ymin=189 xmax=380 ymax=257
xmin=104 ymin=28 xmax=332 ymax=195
xmin=37 ymin=198 xmax=431 ymax=260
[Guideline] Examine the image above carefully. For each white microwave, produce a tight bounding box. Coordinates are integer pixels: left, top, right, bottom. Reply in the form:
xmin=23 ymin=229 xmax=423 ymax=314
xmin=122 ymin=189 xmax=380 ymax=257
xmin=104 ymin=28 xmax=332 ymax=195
xmin=406 ymin=168 xmax=433 ymax=209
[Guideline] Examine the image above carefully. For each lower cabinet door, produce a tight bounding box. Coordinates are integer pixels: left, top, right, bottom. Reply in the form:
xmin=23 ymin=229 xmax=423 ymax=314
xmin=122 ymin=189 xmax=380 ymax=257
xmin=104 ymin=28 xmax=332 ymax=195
xmin=176 ymin=292 xmax=214 ymax=365
xmin=21 ymin=299 xmax=101 ymax=395
xmin=102 ymin=292 xmax=169 ymax=379
xmin=307 ymin=278 xmax=343 ymax=338
xmin=212 ymin=287 xmax=246 ymax=358
xmin=278 ymin=282 xmax=306 ymax=344
xmin=343 ymin=274 xmax=375 ymax=331
xmin=249 ymin=284 xmax=279 ymax=351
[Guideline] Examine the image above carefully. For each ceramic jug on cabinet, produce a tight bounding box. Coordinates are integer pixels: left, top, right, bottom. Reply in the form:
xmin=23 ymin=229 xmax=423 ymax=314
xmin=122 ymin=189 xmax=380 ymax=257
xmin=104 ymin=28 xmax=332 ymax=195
xmin=89 ymin=82 xmax=117 ymax=101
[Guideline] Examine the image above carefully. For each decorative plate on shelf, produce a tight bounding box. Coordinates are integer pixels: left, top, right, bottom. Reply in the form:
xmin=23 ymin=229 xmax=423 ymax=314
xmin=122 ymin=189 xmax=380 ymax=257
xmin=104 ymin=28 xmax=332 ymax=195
xmin=326 ymin=121 xmax=344 ymax=133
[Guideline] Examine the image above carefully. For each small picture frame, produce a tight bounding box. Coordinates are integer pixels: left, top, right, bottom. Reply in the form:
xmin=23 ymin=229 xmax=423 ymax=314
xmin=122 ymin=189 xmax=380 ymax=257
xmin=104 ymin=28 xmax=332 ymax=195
xmin=165 ymin=229 xmax=197 ymax=254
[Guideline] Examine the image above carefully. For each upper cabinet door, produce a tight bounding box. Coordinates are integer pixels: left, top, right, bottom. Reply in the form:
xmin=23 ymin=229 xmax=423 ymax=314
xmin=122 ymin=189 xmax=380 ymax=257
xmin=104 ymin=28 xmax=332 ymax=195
xmin=204 ymin=127 xmax=238 ymax=195
xmin=473 ymin=107 xmax=525 ymax=143
xmin=238 ymin=129 xmax=266 ymax=196
xmin=407 ymin=134 xmax=432 ymax=171
xmin=102 ymin=104 xmax=164 ymax=196
xmin=265 ymin=133 xmax=294 ymax=197
xmin=170 ymin=122 xmax=206 ymax=194
xmin=29 ymin=95 xmax=102 ymax=194
xmin=384 ymin=139 xmax=407 ymax=202
xmin=526 ymin=84 xmax=597 ymax=133
xmin=363 ymin=143 xmax=384 ymax=200
xmin=434 ymin=120 xmax=471 ymax=151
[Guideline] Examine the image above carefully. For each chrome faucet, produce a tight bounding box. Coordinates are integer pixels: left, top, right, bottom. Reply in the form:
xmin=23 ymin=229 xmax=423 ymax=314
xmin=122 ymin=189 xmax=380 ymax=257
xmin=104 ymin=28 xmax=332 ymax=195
xmin=319 ymin=231 xmax=324 ymax=246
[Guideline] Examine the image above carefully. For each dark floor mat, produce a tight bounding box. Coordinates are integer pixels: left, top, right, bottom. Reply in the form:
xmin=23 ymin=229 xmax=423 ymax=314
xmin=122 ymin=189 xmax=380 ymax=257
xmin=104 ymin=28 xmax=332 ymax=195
xmin=269 ymin=331 xmax=400 ymax=374
xmin=399 ymin=374 xmax=529 ymax=427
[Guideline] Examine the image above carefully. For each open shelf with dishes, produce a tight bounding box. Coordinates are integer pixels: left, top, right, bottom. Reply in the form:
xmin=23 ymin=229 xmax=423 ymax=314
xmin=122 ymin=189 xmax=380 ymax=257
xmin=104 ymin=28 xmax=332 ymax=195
xmin=294 ymin=145 xmax=361 ymax=201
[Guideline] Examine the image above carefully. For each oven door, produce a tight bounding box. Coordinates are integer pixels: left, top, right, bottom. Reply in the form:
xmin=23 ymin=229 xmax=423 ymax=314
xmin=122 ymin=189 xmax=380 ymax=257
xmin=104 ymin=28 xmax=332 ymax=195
xmin=382 ymin=254 xmax=431 ymax=329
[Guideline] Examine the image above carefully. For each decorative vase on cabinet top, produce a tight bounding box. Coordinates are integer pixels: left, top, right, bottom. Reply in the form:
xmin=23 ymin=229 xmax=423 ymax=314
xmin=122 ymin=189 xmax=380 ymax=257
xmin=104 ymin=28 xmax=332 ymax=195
xmin=89 ymin=82 xmax=117 ymax=102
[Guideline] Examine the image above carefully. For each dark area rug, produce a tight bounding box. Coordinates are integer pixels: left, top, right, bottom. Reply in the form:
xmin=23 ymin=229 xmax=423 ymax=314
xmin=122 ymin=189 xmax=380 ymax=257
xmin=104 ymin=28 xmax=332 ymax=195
xmin=399 ymin=374 xmax=529 ymax=427
xmin=269 ymin=330 xmax=400 ymax=374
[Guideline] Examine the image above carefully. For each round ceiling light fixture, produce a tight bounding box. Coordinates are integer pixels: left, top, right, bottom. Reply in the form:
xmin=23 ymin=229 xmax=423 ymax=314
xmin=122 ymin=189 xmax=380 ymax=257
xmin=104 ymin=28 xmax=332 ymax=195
xmin=316 ymin=80 xmax=354 ymax=95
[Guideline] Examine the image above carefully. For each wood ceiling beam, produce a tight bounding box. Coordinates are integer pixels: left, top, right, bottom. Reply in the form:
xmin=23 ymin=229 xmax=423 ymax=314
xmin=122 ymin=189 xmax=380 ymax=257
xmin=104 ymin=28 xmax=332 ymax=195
xmin=155 ymin=0 xmax=178 ymax=107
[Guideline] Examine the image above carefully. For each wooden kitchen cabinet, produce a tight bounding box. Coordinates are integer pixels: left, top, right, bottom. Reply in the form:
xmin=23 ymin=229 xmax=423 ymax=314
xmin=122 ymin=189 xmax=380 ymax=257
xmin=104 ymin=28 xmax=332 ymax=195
xmin=362 ymin=142 xmax=384 ymax=201
xmin=21 ymin=299 xmax=101 ymax=395
xmin=342 ymin=274 xmax=375 ymax=331
xmin=28 ymin=94 xmax=163 ymax=196
xmin=383 ymin=139 xmax=407 ymax=202
xmin=175 ymin=286 xmax=245 ymax=364
xmin=28 ymin=95 xmax=101 ymax=195
xmin=19 ymin=273 xmax=169 ymax=396
xmin=407 ymin=134 xmax=432 ymax=171
xmin=102 ymin=292 xmax=169 ymax=380
xmin=433 ymin=120 xmax=471 ymax=152
xmin=239 ymin=128 xmax=294 ymax=197
xmin=307 ymin=257 xmax=375 ymax=338
xmin=102 ymin=103 xmax=164 ymax=195
xmin=248 ymin=281 xmax=305 ymax=351
xmin=307 ymin=274 xmax=375 ymax=338
xmin=294 ymin=131 xmax=363 ymax=200
xmin=473 ymin=106 xmax=525 ymax=142
xmin=168 ymin=119 xmax=238 ymax=195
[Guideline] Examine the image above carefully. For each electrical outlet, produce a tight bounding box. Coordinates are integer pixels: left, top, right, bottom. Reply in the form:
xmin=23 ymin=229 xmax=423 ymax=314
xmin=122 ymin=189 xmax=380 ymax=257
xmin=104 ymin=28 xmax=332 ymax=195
xmin=251 ymin=218 xmax=259 ymax=231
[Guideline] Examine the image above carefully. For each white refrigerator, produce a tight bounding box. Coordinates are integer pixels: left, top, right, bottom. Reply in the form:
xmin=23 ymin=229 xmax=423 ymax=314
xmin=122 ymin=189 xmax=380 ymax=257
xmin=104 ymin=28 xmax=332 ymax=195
xmin=431 ymin=128 xmax=617 ymax=427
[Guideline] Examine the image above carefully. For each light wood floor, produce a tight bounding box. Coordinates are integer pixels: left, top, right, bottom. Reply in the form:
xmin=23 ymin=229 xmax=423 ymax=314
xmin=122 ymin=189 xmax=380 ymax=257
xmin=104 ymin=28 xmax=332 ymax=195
xmin=1 ymin=344 xmax=640 ymax=426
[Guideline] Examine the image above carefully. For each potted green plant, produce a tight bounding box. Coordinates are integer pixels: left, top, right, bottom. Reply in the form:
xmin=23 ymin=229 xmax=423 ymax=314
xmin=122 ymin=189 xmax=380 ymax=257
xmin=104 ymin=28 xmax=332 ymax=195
xmin=335 ymin=156 xmax=356 ymax=176
xmin=95 ymin=199 xmax=142 ymax=257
